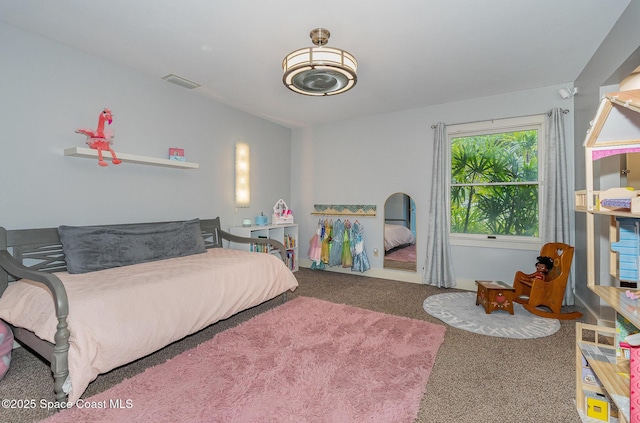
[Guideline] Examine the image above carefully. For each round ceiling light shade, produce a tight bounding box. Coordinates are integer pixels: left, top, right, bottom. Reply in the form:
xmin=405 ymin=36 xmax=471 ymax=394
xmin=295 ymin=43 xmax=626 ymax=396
xmin=282 ymin=28 xmax=357 ymax=96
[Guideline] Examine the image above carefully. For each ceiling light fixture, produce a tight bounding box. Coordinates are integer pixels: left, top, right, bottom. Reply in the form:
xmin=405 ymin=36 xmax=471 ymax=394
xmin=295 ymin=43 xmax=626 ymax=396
xmin=282 ymin=28 xmax=357 ymax=96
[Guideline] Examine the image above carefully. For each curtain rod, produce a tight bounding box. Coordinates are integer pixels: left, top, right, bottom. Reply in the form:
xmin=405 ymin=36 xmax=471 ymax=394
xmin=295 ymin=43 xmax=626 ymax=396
xmin=430 ymin=109 xmax=569 ymax=129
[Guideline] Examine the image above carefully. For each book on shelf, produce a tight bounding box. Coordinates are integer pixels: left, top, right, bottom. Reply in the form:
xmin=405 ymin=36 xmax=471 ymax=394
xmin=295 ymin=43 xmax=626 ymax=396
xmin=286 ymin=250 xmax=295 ymax=270
xmin=249 ymin=243 xmax=269 ymax=253
xmin=284 ymin=234 xmax=296 ymax=249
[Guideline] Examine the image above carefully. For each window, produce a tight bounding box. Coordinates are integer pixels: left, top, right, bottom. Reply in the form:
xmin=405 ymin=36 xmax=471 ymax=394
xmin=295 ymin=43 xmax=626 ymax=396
xmin=448 ymin=115 xmax=545 ymax=248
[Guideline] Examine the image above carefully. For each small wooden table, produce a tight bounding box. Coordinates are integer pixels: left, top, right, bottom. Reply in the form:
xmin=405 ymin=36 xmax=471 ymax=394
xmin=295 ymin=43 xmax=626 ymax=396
xmin=475 ymin=280 xmax=515 ymax=315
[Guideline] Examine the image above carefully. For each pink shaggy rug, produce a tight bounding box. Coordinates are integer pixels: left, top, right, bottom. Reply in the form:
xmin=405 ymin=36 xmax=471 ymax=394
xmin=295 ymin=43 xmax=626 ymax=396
xmin=41 ymin=297 xmax=445 ymax=423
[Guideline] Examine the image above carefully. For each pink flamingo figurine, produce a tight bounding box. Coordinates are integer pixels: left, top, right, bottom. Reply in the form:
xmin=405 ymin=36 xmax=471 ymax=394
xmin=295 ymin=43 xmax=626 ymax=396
xmin=76 ymin=108 xmax=122 ymax=167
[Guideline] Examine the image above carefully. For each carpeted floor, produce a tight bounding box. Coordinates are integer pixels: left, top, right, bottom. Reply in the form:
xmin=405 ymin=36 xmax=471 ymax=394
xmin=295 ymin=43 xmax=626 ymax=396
xmin=385 ymin=244 xmax=416 ymax=262
xmin=384 ymin=245 xmax=417 ymax=272
xmin=3 ymin=268 xmax=583 ymax=423
xmin=383 ymin=258 xmax=417 ymax=272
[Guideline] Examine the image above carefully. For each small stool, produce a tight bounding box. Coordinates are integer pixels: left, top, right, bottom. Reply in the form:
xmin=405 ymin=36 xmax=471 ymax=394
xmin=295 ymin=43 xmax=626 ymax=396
xmin=475 ymin=280 xmax=515 ymax=315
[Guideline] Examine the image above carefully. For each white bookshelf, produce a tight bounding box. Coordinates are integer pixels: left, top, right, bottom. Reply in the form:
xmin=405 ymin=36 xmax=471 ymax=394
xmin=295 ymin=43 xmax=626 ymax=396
xmin=229 ymin=223 xmax=298 ymax=272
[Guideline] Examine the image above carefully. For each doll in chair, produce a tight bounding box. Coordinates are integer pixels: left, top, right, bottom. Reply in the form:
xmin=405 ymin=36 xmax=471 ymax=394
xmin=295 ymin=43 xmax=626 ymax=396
xmin=524 ymin=256 xmax=554 ymax=282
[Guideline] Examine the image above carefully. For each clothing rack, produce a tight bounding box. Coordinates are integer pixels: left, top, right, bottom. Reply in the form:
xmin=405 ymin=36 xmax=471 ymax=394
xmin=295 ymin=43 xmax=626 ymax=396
xmin=430 ymin=109 xmax=570 ymax=129
xmin=308 ymin=217 xmax=370 ymax=272
xmin=310 ymin=212 xmax=376 ymax=217
xmin=311 ymin=204 xmax=377 ymax=217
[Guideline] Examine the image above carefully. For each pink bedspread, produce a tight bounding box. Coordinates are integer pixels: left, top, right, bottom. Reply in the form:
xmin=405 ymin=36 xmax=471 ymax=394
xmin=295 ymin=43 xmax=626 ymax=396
xmin=0 ymin=248 xmax=298 ymax=403
xmin=384 ymin=224 xmax=415 ymax=251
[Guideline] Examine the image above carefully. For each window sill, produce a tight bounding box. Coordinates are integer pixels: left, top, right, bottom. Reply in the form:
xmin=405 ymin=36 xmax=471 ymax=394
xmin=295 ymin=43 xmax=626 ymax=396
xmin=450 ymin=235 xmax=541 ymax=251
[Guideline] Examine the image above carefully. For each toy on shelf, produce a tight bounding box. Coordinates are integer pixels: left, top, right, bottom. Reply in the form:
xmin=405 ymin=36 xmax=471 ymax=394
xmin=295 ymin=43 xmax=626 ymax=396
xmin=272 ymin=199 xmax=293 ymax=225
xmin=597 ymin=187 xmax=640 ymax=214
xmin=624 ymin=332 xmax=640 ymax=423
xmin=75 ymin=108 xmax=121 ymax=167
xmin=611 ymin=217 xmax=640 ymax=284
xmin=169 ymin=148 xmax=185 ymax=162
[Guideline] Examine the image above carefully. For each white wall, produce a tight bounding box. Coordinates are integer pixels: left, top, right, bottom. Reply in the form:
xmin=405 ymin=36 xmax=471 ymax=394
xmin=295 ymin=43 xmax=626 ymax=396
xmin=0 ymin=23 xmax=291 ymax=230
xmin=291 ymin=85 xmax=575 ymax=288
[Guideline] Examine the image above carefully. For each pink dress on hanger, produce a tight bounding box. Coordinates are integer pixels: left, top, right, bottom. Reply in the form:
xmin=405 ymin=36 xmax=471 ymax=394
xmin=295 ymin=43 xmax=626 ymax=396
xmin=308 ymin=226 xmax=322 ymax=265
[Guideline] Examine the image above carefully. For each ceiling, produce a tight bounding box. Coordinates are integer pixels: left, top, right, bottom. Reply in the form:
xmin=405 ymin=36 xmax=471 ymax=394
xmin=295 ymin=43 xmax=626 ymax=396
xmin=0 ymin=1 xmax=631 ymax=129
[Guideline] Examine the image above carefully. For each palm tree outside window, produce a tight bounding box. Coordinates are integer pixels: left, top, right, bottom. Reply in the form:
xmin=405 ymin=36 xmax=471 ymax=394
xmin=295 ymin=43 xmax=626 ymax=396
xmin=449 ymin=115 xmax=544 ymax=245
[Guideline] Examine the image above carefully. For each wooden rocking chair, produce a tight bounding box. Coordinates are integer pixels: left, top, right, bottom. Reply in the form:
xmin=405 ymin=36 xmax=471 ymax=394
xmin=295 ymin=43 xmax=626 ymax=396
xmin=513 ymin=242 xmax=583 ymax=320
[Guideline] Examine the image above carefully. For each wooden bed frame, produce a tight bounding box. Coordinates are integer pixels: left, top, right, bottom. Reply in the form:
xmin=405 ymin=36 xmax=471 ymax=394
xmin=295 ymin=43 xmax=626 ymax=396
xmin=0 ymin=217 xmax=287 ymax=402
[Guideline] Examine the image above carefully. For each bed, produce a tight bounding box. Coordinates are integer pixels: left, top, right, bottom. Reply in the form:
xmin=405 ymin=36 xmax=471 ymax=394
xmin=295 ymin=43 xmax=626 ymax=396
xmin=0 ymin=217 xmax=298 ymax=404
xmin=384 ymin=223 xmax=415 ymax=252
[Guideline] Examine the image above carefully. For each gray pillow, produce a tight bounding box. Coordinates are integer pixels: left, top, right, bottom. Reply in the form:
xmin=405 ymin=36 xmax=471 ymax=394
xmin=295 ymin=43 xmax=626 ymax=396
xmin=58 ymin=219 xmax=206 ymax=274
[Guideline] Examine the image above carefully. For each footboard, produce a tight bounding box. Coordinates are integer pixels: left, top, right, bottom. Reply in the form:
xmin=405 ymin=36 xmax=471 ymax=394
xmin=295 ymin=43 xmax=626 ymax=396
xmin=0 ymin=217 xmax=290 ymax=403
xmin=0 ymin=227 xmax=70 ymax=402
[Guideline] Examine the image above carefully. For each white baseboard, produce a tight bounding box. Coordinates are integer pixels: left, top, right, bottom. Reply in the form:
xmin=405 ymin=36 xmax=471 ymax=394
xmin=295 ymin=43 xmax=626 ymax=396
xmin=298 ymin=258 xmax=476 ymax=291
xmin=576 ymin=297 xmax=612 ymax=327
xmin=454 ymin=279 xmax=480 ymax=292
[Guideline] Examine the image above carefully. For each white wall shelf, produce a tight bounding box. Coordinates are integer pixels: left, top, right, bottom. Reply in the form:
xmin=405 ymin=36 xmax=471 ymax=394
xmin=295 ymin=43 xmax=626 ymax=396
xmin=64 ymin=147 xmax=199 ymax=169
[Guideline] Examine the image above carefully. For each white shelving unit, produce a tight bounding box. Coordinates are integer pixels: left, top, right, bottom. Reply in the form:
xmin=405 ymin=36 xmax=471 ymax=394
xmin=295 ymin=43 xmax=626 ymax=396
xmin=64 ymin=147 xmax=199 ymax=169
xmin=575 ymin=89 xmax=640 ymax=423
xmin=229 ymin=223 xmax=298 ymax=272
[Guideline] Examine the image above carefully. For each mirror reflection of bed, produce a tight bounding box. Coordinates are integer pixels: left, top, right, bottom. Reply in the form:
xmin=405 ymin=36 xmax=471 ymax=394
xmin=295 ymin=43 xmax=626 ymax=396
xmin=383 ymin=193 xmax=416 ymax=272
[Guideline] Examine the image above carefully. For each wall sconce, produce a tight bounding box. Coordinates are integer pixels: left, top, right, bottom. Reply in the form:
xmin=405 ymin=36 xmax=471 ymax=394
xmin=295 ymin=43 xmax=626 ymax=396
xmin=235 ymin=142 xmax=250 ymax=207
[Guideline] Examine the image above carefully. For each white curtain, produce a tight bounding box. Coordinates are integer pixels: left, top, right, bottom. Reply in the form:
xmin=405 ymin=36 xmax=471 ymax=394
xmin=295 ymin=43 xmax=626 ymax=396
xmin=543 ymin=108 xmax=575 ymax=305
xmin=423 ymin=122 xmax=456 ymax=287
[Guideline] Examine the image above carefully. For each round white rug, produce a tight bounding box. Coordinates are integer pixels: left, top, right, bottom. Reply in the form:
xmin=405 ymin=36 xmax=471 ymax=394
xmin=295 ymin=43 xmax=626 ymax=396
xmin=423 ymin=291 xmax=560 ymax=339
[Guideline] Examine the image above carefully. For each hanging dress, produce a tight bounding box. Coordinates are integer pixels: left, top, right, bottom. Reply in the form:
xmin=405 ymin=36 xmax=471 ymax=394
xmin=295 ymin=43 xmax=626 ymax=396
xmin=329 ymin=219 xmax=344 ymax=267
xmin=350 ymin=220 xmax=370 ymax=272
xmin=308 ymin=221 xmax=324 ymax=270
xmin=321 ymin=219 xmax=332 ymax=264
xmin=341 ymin=220 xmax=352 ymax=268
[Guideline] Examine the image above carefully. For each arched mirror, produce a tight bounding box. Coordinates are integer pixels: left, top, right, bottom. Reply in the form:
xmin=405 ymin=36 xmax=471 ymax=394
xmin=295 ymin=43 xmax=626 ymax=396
xmin=383 ymin=193 xmax=416 ymax=272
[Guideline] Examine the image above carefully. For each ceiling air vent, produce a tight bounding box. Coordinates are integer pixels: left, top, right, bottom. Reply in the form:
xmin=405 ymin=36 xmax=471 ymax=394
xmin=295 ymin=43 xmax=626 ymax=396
xmin=161 ymin=74 xmax=201 ymax=89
